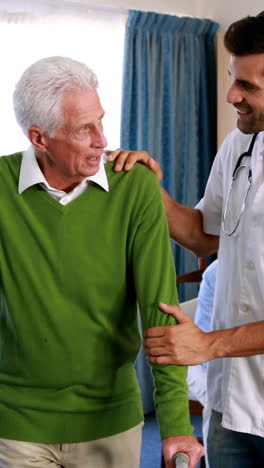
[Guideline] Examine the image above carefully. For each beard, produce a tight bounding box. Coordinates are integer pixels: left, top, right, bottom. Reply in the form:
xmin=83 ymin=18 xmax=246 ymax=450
xmin=237 ymin=109 xmax=264 ymax=134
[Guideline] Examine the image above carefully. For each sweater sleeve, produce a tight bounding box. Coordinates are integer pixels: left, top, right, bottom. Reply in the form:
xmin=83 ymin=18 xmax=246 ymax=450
xmin=130 ymin=169 xmax=193 ymax=439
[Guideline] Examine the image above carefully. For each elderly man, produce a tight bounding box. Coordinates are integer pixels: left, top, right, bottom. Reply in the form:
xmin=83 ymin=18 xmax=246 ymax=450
xmin=0 ymin=56 xmax=202 ymax=468
xmin=110 ymin=11 xmax=264 ymax=468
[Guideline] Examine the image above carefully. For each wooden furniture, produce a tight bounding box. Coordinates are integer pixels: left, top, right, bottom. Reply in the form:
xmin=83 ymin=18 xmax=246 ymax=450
xmin=176 ymin=257 xmax=207 ymax=284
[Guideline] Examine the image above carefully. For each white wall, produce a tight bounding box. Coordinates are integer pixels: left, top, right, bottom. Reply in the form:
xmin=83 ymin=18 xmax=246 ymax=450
xmin=5 ymin=1 xmax=263 ymax=30
xmin=70 ymin=0 xmax=263 ymax=30
xmin=196 ymin=0 xmax=263 ymax=30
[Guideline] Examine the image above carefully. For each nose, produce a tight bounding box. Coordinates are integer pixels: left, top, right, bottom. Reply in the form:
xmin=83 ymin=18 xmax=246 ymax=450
xmin=92 ymin=125 xmax=108 ymax=149
xmin=226 ymin=82 xmax=243 ymax=105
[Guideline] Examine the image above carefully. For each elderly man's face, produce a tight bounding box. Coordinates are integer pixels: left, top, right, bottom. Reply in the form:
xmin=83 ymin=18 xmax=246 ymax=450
xmin=40 ymin=89 xmax=107 ymax=190
xmin=226 ymin=53 xmax=264 ymax=134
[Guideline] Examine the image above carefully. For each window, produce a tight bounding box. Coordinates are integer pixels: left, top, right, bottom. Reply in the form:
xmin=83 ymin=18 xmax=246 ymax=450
xmin=0 ymin=8 xmax=127 ymax=155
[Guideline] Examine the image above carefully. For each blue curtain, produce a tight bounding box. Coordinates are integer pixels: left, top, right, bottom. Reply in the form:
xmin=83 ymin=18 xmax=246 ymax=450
xmin=121 ymin=10 xmax=219 ymax=302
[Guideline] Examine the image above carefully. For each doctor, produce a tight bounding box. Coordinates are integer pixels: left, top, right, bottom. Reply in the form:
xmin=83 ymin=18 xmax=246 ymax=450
xmin=109 ymin=11 xmax=264 ymax=468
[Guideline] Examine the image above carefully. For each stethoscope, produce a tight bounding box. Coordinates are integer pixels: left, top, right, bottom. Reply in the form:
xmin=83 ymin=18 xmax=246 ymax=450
xmin=222 ymin=132 xmax=259 ymax=237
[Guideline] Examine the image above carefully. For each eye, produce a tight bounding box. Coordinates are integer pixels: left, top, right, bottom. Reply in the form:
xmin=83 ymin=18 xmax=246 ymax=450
xmin=81 ymin=125 xmax=90 ymax=133
xmin=239 ymin=80 xmax=257 ymax=91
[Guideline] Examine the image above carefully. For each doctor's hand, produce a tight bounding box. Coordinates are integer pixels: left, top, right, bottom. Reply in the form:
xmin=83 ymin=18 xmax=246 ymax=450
xmin=105 ymin=148 xmax=163 ymax=181
xmin=144 ymin=303 xmax=213 ymax=365
xmin=162 ymin=435 xmax=204 ymax=468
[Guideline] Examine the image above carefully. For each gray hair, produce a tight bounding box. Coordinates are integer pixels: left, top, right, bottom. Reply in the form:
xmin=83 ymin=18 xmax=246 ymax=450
xmin=13 ymin=56 xmax=98 ymax=138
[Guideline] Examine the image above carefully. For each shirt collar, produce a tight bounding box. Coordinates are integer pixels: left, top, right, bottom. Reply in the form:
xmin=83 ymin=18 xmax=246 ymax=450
xmin=18 ymin=145 xmax=109 ymax=194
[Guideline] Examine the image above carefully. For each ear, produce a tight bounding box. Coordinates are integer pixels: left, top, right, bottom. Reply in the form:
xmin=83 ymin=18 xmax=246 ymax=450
xmin=28 ymin=126 xmax=48 ymax=152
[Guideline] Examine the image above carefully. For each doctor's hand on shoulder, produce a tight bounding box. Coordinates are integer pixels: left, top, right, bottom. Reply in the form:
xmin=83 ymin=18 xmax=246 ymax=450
xmin=105 ymin=148 xmax=162 ymax=181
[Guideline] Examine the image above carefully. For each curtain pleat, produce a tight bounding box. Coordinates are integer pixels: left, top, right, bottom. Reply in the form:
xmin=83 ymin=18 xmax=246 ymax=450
xmin=121 ymin=10 xmax=219 ymax=302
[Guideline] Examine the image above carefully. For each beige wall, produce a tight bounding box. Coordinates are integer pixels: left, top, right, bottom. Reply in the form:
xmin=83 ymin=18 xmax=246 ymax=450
xmin=217 ymin=32 xmax=237 ymax=147
xmin=70 ymin=0 xmax=262 ymax=145
xmin=72 ymin=0 xmax=263 ymax=30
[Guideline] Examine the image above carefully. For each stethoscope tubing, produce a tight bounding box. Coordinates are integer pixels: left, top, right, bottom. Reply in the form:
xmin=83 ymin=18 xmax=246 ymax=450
xmin=221 ymin=132 xmax=258 ymax=236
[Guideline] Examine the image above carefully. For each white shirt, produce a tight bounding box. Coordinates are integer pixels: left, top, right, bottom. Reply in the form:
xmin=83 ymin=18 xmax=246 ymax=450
xmin=187 ymin=260 xmax=217 ymax=406
xmin=18 ymin=146 xmax=109 ymax=203
xmin=197 ymin=129 xmax=264 ymax=437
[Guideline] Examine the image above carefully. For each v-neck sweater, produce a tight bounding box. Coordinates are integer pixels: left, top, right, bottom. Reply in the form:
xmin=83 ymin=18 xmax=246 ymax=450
xmin=0 ymin=152 xmax=193 ymax=443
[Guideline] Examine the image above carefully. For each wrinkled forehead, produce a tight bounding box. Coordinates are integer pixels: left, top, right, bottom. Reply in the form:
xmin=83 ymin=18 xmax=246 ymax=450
xmin=61 ymin=89 xmax=104 ymax=125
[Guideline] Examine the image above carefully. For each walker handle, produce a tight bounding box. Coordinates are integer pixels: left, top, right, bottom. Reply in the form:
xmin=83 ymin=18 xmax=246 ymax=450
xmin=172 ymin=452 xmax=190 ymax=468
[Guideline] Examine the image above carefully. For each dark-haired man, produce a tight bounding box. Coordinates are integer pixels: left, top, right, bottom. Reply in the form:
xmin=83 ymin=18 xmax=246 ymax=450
xmin=109 ymin=11 xmax=264 ymax=468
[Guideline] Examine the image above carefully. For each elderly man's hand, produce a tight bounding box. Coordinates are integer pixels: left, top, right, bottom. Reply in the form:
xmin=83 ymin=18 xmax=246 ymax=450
xmin=144 ymin=303 xmax=213 ymax=365
xmin=162 ymin=435 xmax=205 ymax=468
xmin=106 ymin=148 xmax=163 ymax=181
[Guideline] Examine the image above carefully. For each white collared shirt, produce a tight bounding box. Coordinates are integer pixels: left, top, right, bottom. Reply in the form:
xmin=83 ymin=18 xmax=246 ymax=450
xmin=197 ymin=129 xmax=264 ymax=437
xmin=18 ymin=146 xmax=109 ymax=204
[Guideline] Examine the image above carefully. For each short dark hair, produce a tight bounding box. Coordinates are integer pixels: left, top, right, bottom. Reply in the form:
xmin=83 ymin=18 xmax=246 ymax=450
xmin=224 ymin=11 xmax=264 ymax=55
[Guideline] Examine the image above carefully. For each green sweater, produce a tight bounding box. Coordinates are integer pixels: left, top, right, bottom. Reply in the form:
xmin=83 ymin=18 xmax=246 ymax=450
xmin=0 ymin=153 xmax=193 ymax=444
